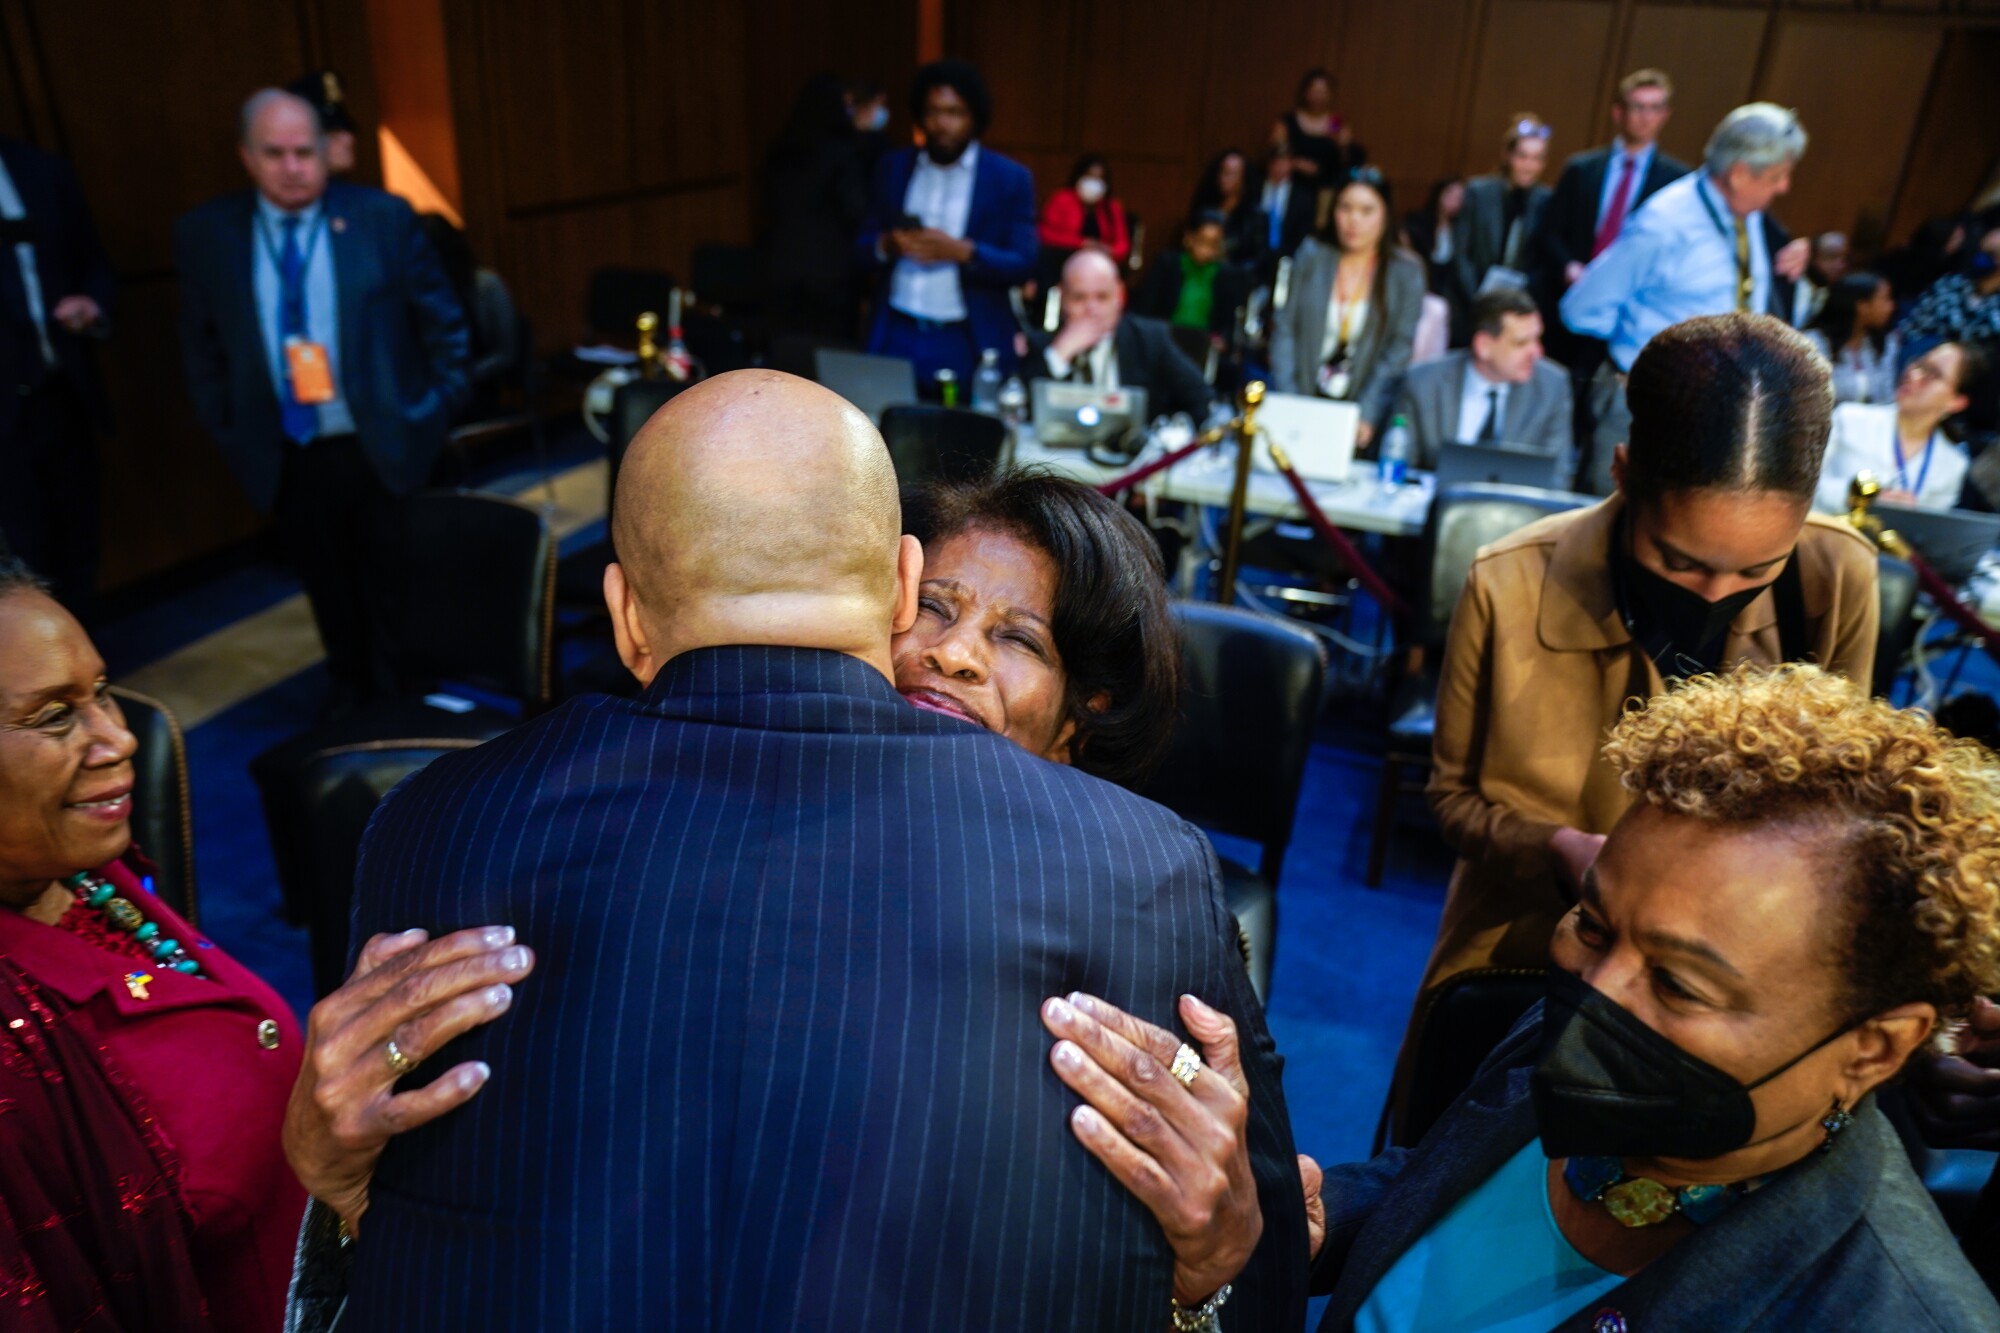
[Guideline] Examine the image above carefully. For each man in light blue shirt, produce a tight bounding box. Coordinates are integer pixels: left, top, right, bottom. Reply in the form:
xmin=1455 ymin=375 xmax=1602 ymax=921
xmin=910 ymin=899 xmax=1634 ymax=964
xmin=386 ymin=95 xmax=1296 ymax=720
xmin=1560 ymin=103 xmax=1812 ymax=492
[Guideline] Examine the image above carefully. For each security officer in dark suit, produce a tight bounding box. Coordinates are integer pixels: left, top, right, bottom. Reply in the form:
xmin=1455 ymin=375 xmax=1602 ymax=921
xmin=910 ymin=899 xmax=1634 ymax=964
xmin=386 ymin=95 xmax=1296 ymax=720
xmin=176 ymin=89 xmax=467 ymax=712
xmin=0 ymin=136 xmax=114 ymax=610
xmin=287 ymin=69 xmax=360 ymax=175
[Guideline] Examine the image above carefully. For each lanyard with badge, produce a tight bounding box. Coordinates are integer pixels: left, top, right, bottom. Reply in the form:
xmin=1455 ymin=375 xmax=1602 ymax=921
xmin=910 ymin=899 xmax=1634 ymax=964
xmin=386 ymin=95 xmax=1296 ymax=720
xmin=258 ymin=213 xmax=337 ymax=406
xmin=1318 ymin=260 xmax=1373 ymax=398
xmin=1694 ymin=178 xmax=1755 ymax=313
xmin=1895 ymin=433 xmax=1935 ymax=497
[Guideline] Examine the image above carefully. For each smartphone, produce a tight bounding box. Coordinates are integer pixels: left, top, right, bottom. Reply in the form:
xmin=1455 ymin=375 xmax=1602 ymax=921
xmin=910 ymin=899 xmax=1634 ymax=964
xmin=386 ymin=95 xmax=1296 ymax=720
xmin=892 ymin=213 xmax=924 ymax=232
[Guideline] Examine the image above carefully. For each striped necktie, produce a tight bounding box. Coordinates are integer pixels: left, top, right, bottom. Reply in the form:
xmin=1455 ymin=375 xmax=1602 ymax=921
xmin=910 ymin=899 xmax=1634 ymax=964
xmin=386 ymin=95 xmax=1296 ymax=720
xmin=1733 ymin=216 xmax=1753 ymax=313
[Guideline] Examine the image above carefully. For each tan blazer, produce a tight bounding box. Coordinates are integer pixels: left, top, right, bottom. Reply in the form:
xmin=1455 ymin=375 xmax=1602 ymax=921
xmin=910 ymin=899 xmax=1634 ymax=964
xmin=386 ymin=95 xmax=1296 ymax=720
xmin=1416 ymin=493 xmax=1881 ymax=995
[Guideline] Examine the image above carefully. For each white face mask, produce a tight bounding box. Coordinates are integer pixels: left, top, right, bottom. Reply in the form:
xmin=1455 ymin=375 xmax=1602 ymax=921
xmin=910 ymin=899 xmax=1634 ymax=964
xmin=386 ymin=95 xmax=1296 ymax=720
xmin=1075 ymin=176 xmax=1107 ymax=205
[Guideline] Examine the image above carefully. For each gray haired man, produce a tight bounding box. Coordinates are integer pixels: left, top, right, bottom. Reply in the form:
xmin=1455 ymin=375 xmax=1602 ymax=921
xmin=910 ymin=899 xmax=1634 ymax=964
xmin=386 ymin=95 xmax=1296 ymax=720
xmin=1559 ymin=103 xmax=1811 ymax=492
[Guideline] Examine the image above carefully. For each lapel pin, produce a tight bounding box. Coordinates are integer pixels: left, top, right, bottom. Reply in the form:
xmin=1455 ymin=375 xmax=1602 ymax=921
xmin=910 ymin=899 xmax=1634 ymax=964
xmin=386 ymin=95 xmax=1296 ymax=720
xmin=124 ymin=971 xmax=154 ymax=1000
xmin=1592 ymin=1310 xmax=1629 ymax=1333
xmin=331 ymin=216 xmax=347 ymax=234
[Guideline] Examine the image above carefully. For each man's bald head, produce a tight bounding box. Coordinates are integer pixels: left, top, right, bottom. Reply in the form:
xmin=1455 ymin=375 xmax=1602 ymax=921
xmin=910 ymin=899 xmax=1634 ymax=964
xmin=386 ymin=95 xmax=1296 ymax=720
xmin=606 ymin=370 xmax=918 ymax=680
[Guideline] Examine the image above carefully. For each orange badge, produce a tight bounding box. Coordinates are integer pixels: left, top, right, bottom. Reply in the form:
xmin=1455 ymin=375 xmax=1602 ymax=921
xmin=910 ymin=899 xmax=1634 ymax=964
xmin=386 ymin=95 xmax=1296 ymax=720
xmin=285 ymin=339 xmax=336 ymax=405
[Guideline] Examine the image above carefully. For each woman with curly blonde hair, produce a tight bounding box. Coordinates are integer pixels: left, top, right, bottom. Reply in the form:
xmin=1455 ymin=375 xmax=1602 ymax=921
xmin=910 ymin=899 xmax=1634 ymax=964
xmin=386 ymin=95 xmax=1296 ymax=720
xmin=1043 ymin=662 xmax=2000 ymax=1331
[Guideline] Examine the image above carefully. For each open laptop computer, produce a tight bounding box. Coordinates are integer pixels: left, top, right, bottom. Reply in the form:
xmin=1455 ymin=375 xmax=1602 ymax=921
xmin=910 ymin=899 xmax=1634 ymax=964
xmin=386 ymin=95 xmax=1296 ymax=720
xmin=1250 ymin=391 xmax=1360 ymax=482
xmin=814 ymin=348 xmax=918 ymax=425
xmin=1435 ymin=442 xmax=1566 ymax=492
xmin=1872 ymin=502 xmax=2000 ymax=584
xmin=1030 ymin=380 xmax=1148 ymax=451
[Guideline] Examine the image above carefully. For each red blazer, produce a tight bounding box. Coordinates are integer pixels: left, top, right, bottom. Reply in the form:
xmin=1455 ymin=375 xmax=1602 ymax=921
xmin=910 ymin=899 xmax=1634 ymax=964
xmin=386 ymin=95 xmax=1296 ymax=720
xmin=1039 ymin=187 xmax=1131 ymax=263
xmin=0 ymin=859 xmax=305 ymax=1332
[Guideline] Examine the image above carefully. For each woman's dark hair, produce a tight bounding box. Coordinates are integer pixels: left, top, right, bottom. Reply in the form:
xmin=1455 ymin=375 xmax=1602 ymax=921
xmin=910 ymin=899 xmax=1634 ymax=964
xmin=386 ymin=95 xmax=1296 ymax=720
xmin=1189 ymin=148 xmax=1247 ymax=215
xmin=1940 ymin=341 xmax=1994 ymax=444
xmin=1623 ymin=312 xmax=1833 ymax=506
xmin=1067 ymin=153 xmax=1111 ymax=191
xmin=1421 ymin=175 xmax=1463 ymax=222
xmin=1187 ymin=208 xmax=1228 ymax=234
xmin=1294 ymin=67 xmax=1333 ymax=109
xmin=1807 ymin=272 xmax=1890 ymax=355
xmin=901 ymin=471 xmax=1183 ymax=789
xmin=0 ymin=555 xmax=48 ymax=602
xmin=908 ymin=60 xmax=992 ymax=137
xmin=770 ymin=72 xmax=853 ymax=165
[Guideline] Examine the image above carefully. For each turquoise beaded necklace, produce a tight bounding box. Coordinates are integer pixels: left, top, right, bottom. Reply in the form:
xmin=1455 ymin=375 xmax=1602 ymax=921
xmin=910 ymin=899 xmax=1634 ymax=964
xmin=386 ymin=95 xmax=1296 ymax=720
xmin=60 ymin=871 xmax=205 ymax=979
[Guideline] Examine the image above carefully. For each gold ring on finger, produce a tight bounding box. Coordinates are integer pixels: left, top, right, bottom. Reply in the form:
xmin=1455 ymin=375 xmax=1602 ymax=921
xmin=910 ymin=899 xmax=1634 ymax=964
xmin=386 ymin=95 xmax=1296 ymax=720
xmin=1169 ymin=1043 xmax=1201 ymax=1089
xmin=384 ymin=1038 xmax=418 ymax=1077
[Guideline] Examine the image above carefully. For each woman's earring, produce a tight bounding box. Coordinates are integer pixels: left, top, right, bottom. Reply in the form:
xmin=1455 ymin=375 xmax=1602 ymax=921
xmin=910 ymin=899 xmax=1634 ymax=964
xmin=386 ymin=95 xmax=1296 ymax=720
xmin=1819 ymin=1098 xmax=1855 ymax=1152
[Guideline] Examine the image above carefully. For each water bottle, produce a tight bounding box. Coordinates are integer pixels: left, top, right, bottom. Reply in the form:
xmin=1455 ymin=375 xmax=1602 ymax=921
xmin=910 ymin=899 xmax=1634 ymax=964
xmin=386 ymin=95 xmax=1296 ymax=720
xmin=1378 ymin=415 xmax=1412 ymax=491
xmin=972 ymin=348 xmax=1003 ymax=413
xmin=997 ymin=375 xmax=1027 ymax=427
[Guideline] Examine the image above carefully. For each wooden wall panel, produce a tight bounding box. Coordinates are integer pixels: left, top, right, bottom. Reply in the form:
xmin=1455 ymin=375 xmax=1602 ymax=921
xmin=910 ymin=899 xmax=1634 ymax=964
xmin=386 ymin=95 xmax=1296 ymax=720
xmin=1885 ymin=31 xmax=2000 ymax=244
xmin=1333 ymin=0 xmax=1480 ymax=210
xmin=949 ymin=0 xmax=1076 ymax=151
xmin=1619 ymin=5 xmax=1768 ymax=170
xmin=1754 ymin=16 xmax=1940 ymax=238
xmin=1457 ymin=0 xmax=1617 ymax=181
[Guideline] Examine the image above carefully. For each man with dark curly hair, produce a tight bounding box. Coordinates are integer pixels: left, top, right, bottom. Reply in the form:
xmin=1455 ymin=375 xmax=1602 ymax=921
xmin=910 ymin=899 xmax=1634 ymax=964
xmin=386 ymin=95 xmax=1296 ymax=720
xmin=855 ymin=60 xmax=1038 ymax=391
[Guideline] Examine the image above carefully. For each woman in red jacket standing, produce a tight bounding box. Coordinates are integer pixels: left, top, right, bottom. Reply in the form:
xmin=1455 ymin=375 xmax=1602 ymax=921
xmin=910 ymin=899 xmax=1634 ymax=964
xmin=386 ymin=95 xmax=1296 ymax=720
xmin=1039 ymin=153 xmax=1132 ymax=266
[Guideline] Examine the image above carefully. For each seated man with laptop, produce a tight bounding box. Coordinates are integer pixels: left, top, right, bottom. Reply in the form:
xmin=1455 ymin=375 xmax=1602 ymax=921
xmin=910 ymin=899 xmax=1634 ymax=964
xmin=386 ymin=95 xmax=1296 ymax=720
xmin=1393 ymin=286 xmax=1572 ymax=474
xmin=1024 ymin=248 xmax=1217 ymax=425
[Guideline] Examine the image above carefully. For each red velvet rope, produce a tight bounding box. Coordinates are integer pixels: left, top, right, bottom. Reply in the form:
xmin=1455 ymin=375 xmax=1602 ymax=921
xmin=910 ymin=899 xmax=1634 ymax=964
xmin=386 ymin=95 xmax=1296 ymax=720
xmin=1092 ymin=435 xmax=1214 ymax=497
xmin=1904 ymin=547 xmax=2000 ymax=664
xmin=1270 ymin=459 xmax=1410 ymax=621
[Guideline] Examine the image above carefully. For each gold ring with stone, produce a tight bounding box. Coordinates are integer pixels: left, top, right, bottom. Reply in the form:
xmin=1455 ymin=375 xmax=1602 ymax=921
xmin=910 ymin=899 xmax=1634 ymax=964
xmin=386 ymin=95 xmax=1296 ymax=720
xmin=1169 ymin=1043 xmax=1201 ymax=1089
xmin=384 ymin=1039 xmax=417 ymax=1076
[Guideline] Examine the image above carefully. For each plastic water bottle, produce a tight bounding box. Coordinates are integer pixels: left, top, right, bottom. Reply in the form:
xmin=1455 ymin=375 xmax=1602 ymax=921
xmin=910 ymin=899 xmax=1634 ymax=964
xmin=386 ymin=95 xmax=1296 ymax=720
xmin=972 ymin=348 xmax=1003 ymax=413
xmin=997 ymin=375 xmax=1027 ymax=427
xmin=1378 ymin=415 xmax=1412 ymax=491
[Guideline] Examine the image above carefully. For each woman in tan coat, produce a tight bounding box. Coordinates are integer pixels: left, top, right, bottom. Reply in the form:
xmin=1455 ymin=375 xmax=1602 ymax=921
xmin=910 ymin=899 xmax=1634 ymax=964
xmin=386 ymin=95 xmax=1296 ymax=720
xmin=1393 ymin=313 xmax=1880 ymax=1130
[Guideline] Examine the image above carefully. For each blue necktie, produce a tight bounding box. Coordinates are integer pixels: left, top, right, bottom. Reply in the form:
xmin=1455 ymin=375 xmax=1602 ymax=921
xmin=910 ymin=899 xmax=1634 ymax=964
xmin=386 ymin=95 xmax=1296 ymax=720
xmin=278 ymin=215 xmax=318 ymax=443
xmin=1268 ymin=195 xmax=1283 ymax=252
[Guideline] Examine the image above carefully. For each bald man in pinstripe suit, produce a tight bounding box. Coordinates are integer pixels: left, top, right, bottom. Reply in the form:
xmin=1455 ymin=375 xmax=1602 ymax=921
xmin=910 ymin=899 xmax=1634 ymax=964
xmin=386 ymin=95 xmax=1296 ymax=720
xmin=337 ymin=371 xmax=1308 ymax=1330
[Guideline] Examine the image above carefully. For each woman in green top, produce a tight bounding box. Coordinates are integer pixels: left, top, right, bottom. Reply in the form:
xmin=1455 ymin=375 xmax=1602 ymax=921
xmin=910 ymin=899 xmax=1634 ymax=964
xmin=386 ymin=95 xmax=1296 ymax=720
xmin=1133 ymin=210 xmax=1249 ymax=338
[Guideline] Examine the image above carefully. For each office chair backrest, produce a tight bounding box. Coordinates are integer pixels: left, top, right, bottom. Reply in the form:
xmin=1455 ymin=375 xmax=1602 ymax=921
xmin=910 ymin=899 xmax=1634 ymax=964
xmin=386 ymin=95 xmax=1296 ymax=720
xmin=1423 ymin=483 xmax=1591 ymax=650
xmin=1397 ymin=967 xmax=1545 ymax=1147
xmin=878 ymin=405 xmax=1007 ymax=486
xmin=1875 ymin=553 xmax=1919 ymax=695
xmin=108 ymin=686 xmax=196 ymax=923
xmin=585 ymin=266 xmax=677 ymax=341
xmin=1140 ymin=601 xmax=1327 ymax=884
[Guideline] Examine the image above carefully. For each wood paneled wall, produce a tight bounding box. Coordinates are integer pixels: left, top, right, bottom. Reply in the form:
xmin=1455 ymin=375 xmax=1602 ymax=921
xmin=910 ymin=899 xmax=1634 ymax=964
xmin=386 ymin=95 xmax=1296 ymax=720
xmin=2 ymin=0 xmax=1994 ymax=588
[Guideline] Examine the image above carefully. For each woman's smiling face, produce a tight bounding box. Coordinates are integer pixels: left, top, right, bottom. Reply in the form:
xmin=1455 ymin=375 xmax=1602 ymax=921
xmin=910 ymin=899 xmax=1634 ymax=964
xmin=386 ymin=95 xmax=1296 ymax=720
xmin=891 ymin=526 xmax=1077 ymax=765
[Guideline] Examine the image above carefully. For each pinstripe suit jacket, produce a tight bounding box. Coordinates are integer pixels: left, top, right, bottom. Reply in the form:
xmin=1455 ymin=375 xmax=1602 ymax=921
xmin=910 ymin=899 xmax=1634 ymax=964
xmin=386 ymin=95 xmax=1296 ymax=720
xmin=341 ymin=646 xmax=1308 ymax=1331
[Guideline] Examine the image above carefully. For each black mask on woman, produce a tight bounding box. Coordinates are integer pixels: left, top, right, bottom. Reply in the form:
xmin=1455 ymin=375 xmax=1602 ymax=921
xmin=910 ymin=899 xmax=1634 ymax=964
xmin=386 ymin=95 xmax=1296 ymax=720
xmin=1531 ymin=967 xmax=1854 ymax=1160
xmin=1616 ymin=546 xmax=1773 ymax=676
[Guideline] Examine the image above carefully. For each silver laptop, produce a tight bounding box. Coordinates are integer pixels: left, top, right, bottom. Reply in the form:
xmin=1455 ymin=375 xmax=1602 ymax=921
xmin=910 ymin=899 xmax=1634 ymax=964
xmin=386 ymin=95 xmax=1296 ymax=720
xmin=1435 ymin=442 xmax=1565 ymax=492
xmin=1872 ymin=502 xmax=2000 ymax=584
xmin=814 ymin=349 xmax=918 ymax=424
xmin=1030 ymin=380 xmax=1148 ymax=451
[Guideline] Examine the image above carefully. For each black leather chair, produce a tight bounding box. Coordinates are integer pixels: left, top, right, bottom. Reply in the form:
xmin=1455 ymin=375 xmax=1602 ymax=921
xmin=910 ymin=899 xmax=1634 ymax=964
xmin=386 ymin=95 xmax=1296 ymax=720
xmin=1166 ymin=322 xmax=1220 ymax=385
xmin=584 ymin=266 xmax=678 ymax=343
xmin=252 ymin=489 xmax=555 ymax=922
xmin=1365 ymin=484 xmax=1591 ymax=886
xmin=878 ymin=405 xmax=1007 ymax=487
xmin=769 ymin=331 xmax=860 ymax=381
xmin=1396 ymin=966 xmax=1544 ymax=1147
xmin=288 ymin=739 xmax=483 ymax=997
xmin=109 ymin=685 xmax=197 ymax=923
xmin=442 ymin=268 xmax=546 ymax=476
xmin=1875 ymin=554 xmax=1920 ymax=697
xmin=690 ymin=243 xmax=767 ymax=317
xmin=1141 ymin=601 xmax=1327 ymax=1001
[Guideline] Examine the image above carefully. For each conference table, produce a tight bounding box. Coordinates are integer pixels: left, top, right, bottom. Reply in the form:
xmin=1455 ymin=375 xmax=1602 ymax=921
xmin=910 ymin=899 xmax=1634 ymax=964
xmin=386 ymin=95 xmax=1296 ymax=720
xmin=1006 ymin=430 xmax=1437 ymax=537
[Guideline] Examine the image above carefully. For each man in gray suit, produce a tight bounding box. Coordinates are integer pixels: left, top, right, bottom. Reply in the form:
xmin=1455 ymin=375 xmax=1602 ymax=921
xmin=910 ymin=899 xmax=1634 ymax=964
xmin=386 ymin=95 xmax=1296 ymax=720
xmin=1395 ymin=286 xmax=1572 ymax=470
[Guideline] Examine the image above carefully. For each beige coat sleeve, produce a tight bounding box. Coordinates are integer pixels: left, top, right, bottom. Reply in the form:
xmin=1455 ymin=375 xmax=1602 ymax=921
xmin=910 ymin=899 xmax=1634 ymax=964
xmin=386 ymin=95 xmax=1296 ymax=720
xmin=1820 ymin=536 xmax=1881 ymax=696
xmin=1425 ymin=559 xmax=1562 ymax=876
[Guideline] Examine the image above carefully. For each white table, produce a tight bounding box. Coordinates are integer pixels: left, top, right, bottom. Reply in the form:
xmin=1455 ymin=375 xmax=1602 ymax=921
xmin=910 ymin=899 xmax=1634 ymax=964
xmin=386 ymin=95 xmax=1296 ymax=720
xmin=1008 ymin=432 xmax=1436 ymax=537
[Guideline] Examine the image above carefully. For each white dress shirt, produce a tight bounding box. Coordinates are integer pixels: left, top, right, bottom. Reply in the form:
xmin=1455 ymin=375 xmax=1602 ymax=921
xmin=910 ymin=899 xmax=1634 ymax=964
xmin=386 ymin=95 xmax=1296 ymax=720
xmin=1804 ymin=329 xmax=1901 ymax=407
xmin=1561 ymin=172 xmax=1772 ymax=372
xmin=1814 ymin=402 xmax=1969 ymax=515
xmin=1042 ymin=331 xmax=1120 ymax=387
xmin=1456 ymin=364 xmax=1511 ymax=443
xmin=252 ymin=192 xmax=356 ymax=437
xmin=0 ymin=151 xmax=54 ymax=366
xmin=1594 ymin=141 xmax=1655 ymax=231
xmin=1261 ymin=178 xmax=1292 ymax=250
xmin=888 ymin=142 xmax=980 ymax=323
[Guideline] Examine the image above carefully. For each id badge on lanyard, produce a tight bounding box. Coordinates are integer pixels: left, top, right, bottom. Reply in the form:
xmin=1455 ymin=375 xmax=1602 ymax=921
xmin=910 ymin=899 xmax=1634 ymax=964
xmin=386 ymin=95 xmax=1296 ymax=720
xmin=263 ymin=215 xmax=335 ymax=406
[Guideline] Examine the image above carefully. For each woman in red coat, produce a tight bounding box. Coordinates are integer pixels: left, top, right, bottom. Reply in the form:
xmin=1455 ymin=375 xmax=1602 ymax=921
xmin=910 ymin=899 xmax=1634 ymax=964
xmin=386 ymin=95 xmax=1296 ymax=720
xmin=1039 ymin=153 xmax=1132 ymax=266
xmin=0 ymin=558 xmax=531 ymax=1330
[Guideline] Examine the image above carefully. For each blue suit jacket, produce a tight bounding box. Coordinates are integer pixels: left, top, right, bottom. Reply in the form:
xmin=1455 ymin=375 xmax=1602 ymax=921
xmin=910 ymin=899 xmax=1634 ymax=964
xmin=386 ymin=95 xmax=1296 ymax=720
xmin=0 ymin=137 xmax=115 ymax=434
xmin=343 ymin=647 xmax=1308 ymax=1331
xmin=855 ymin=145 xmax=1037 ymax=373
xmin=1312 ymin=1008 xmax=2000 ymax=1331
xmin=173 ymin=182 xmax=468 ymax=511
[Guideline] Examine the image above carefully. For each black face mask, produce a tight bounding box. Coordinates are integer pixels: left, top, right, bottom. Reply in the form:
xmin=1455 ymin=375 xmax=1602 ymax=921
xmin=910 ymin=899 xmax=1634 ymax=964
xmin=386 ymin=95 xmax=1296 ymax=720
xmin=1616 ymin=544 xmax=1773 ymax=676
xmin=1532 ymin=968 xmax=1853 ymax=1161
